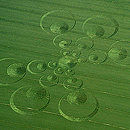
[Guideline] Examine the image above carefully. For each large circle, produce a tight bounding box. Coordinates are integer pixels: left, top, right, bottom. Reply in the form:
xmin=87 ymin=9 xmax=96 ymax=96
xmin=27 ymin=60 xmax=47 ymax=74
xmin=58 ymin=90 xmax=99 ymax=122
xmin=0 ymin=58 xmax=26 ymax=86
xmin=40 ymin=10 xmax=76 ymax=34
xmin=10 ymin=85 xmax=50 ymax=115
xmin=82 ymin=15 xmax=119 ymax=39
xmin=108 ymin=41 xmax=130 ymax=66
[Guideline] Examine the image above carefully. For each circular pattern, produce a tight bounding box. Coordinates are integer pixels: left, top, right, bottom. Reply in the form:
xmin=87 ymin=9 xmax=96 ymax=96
xmin=58 ymin=90 xmax=99 ymax=122
xmin=0 ymin=58 xmax=26 ymax=86
xmin=108 ymin=41 xmax=130 ymax=66
xmin=39 ymin=74 xmax=59 ymax=87
xmin=75 ymin=37 xmax=94 ymax=50
xmin=63 ymin=77 xmax=83 ymax=90
xmin=48 ymin=61 xmax=58 ymax=69
xmin=54 ymin=67 xmax=64 ymax=75
xmin=27 ymin=60 xmax=47 ymax=74
xmin=40 ymin=10 xmax=76 ymax=34
xmin=65 ymin=69 xmax=75 ymax=76
xmin=60 ymin=48 xmax=71 ymax=56
xmin=53 ymin=34 xmax=72 ymax=48
xmin=77 ymin=56 xmax=87 ymax=63
xmin=88 ymin=50 xmax=107 ymax=64
xmin=58 ymin=56 xmax=78 ymax=70
xmin=71 ymin=49 xmax=81 ymax=57
xmin=82 ymin=15 xmax=119 ymax=38
xmin=10 ymin=85 xmax=50 ymax=115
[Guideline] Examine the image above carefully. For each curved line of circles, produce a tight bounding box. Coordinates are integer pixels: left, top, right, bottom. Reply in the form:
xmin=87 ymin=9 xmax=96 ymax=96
xmin=40 ymin=10 xmax=76 ymax=34
xmin=2 ymin=69 xmax=129 ymax=100
xmin=2 ymin=88 xmax=128 ymax=117
xmin=1 ymin=67 xmax=128 ymax=99
xmin=2 ymin=74 xmax=128 ymax=115
xmin=10 ymin=86 xmax=51 ymax=115
xmin=0 ymin=8 xmax=128 ymax=130
xmin=5 ymin=11 xmax=126 ymax=124
xmin=37 ymin=74 xmax=130 ymax=99
xmin=58 ymin=92 xmax=99 ymax=122
xmin=82 ymin=15 xmax=119 ymax=38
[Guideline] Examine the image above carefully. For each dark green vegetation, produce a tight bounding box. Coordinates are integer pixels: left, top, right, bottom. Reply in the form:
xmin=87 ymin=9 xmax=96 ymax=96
xmin=0 ymin=0 xmax=130 ymax=130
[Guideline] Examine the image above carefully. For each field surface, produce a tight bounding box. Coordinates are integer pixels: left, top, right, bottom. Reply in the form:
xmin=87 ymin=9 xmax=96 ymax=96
xmin=0 ymin=0 xmax=130 ymax=130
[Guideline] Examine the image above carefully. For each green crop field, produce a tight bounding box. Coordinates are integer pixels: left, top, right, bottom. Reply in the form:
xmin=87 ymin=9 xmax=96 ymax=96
xmin=0 ymin=0 xmax=130 ymax=130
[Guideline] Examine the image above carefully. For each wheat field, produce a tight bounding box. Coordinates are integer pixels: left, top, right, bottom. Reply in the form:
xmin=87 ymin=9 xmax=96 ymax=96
xmin=0 ymin=0 xmax=130 ymax=130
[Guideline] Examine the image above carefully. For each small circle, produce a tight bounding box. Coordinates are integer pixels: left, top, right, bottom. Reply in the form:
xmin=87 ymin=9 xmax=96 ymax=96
xmin=65 ymin=69 xmax=75 ymax=76
xmin=108 ymin=41 xmax=130 ymax=66
xmin=82 ymin=15 xmax=119 ymax=38
xmin=40 ymin=10 xmax=76 ymax=34
xmin=58 ymin=56 xmax=78 ymax=70
xmin=0 ymin=58 xmax=26 ymax=86
xmin=60 ymin=48 xmax=70 ymax=56
xmin=88 ymin=50 xmax=107 ymax=63
xmin=53 ymin=34 xmax=72 ymax=49
xmin=27 ymin=60 xmax=47 ymax=74
xmin=54 ymin=67 xmax=64 ymax=75
xmin=77 ymin=56 xmax=87 ymax=63
xmin=63 ymin=77 xmax=83 ymax=90
xmin=48 ymin=61 xmax=58 ymax=69
xmin=59 ymin=41 xmax=69 ymax=48
xmin=71 ymin=49 xmax=81 ymax=57
xmin=75 ymin=37 xmax=94 ymax=50
xmin=89 ymin=54 xmax=98 ymax=61
xmin=39 ymin=74 xmax=59 ymax=87
xmin=10 ymin=85 xmax=50 ymax=115
xmin=58 ymin=90 xmax=99 ymax=122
